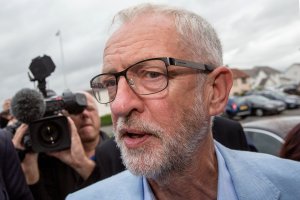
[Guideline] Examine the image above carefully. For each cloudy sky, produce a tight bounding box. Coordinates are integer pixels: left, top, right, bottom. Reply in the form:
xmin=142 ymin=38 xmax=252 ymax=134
xmin=0 ymin=0 xmax=299 ymax=105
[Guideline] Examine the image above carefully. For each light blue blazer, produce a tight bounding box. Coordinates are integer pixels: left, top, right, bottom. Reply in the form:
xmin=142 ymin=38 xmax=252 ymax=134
xmin=67 ymin=142 xmax=300 ymax=200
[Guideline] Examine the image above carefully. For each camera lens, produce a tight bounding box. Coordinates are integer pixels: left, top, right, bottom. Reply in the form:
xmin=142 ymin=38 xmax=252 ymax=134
xmin=29 ymin=115 xmax=70 ymax=152
xmin=39 ymin=122 xmax=61 ymax=146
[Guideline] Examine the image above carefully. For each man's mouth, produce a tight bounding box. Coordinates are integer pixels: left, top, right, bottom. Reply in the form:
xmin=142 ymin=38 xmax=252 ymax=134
xmin=126 ymin=132 xmax=145 ymax=138
xmin=81 ymin=123 xmax=92 ymax=128
xmin=120 ymin=129 xmax=153 ymax=148
xmin=79 ymin=124 xmax=93 ymax=131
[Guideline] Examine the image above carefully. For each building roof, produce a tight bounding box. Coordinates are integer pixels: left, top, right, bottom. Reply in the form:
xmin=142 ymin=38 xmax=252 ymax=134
xmin=259 ymin=78 xmax=268 ymax=87
xmin=286 ymin=63 xmax=300 ymax=71
xmin=243 ymin=66 xmax=281 ymax=77
xmin=280 ymin=76 xmax=292 ymax=81
xmin=230 ymin=68 xmax=250 ymax=79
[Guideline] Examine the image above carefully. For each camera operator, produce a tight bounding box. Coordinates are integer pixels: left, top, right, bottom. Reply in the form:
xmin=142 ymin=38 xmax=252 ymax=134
xmin=12 ymin=92 xmax=109 ymax=200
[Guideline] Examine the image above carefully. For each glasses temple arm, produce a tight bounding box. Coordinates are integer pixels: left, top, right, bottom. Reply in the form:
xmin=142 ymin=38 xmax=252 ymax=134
xmin=169 ymin=58 xmax=215 ymax=72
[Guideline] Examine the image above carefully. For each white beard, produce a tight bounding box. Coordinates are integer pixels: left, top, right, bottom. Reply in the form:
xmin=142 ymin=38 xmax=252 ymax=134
xmin=114 ymin=79 xmax=211 ymax=180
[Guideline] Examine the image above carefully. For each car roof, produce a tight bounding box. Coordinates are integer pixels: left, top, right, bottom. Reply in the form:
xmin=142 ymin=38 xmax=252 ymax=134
xmin=242 ymin=116 xmax=300 ymax=139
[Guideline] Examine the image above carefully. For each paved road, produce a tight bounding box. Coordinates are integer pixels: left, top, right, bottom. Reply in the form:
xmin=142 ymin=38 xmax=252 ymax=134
xmin=240 ymin=107 xmax=300 ymax=124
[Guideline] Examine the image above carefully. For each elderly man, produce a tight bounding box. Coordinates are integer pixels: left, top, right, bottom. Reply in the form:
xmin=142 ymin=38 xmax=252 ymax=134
xmin=67 ymin=4 xmax=300 ymax=200
xmin=13 ymin=92 xmax=109 ymax=200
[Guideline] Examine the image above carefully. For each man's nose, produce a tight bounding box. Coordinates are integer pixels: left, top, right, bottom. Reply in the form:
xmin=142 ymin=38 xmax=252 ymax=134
xmin=110 ymin=77 xmax=144 ymax=117
xmin=79 ymin=108 xmax=89 ymax=118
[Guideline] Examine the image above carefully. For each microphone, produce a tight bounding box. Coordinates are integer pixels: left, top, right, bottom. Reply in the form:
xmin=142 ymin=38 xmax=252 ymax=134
xmin=11 ymin=88 xmax=46 ymax=124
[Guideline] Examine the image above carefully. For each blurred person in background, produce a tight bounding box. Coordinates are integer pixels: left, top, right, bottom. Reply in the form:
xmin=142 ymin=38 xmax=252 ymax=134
xmin=12 ymin=92 xmax=109 ymax=200
xmin=212 ymin=116 xmax=249 ymax=151
xmin=280 ymin=123 xmax=300 ymax=161
xmin=0 ymin=98 xmax=15 ymax=128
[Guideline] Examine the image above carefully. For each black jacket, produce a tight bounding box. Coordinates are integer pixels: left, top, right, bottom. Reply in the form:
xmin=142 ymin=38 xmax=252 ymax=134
xmin=212 ymin=116 xmax=249 ymax=151
xmin=0 ymin=130 xmax=34 ymax=200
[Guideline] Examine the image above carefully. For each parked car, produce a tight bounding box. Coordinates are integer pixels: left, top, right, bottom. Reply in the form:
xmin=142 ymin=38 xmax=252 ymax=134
xmin=242 ymin=116 xmax=300 ymax=156
xmin=241 ymin=95 xmax=286 ymax=116
xmin=249 ymin=90 xmax=298 ymax=109
xmin=277 ymin=84 xmax=300 ymax=96
xmin=224 ymin=96 xmax=251 ymax=119
xmin=276 ymin=91 xmax=300 ymax=107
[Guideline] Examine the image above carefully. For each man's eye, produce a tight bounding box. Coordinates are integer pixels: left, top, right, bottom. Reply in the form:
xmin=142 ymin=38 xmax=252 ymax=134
xmin=102 ymin=80 xmax=116 ymax=88
xmin=145 ymin=71 xmax=162 ymax=79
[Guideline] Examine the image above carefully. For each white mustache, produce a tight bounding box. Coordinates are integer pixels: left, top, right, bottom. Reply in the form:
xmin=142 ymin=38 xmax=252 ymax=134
xmin=115 ymin=117 xmax=162 ymax=138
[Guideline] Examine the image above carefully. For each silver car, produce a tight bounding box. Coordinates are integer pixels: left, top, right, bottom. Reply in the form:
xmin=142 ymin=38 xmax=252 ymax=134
xmin=242 ymin=116 xmax=300 ymax=156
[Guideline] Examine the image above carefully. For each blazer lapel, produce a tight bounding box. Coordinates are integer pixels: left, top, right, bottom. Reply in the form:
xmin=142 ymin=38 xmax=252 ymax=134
xmin=216 ymin=142 xmax=280 ymax=200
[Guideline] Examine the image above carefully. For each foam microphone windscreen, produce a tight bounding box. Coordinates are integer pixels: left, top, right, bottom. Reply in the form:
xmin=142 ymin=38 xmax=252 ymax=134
xmin=11 ymin=88 xmax=46 ymax=123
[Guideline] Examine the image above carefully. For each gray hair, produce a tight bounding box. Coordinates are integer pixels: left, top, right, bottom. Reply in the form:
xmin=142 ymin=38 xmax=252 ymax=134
xmin=112 ymin=3 xmax=223 ymax=67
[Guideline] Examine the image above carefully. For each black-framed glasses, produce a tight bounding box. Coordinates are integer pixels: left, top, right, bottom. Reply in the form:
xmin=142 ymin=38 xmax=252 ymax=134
xmin=90 ymin=57 xmax=214 ymax=104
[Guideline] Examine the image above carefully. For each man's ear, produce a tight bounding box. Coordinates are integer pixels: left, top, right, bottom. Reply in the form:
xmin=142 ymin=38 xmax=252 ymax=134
xmin=206 ymin=66 xmax=233 ymax=116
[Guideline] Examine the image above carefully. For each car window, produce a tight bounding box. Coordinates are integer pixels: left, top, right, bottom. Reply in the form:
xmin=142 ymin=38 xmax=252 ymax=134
xmin=232 ymin=97 xmax=244 ymax=104
xmin=244 ymin=129 xmax=283 ymax=156
xmin=253 ymin=96 xmax=269 ymax=102
xmin=244 ymin=95 xmax=269 ymax=103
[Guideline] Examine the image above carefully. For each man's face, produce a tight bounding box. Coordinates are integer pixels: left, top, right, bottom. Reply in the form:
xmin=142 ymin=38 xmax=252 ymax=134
xmin=103 ymin=15 xmax=211 ymax=178
xmin=70 ymin=94 xmax=100 ymax=143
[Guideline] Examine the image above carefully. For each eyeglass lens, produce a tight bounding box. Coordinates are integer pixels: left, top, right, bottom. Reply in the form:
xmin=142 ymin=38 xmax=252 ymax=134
xmin=91 ymin=59 xmax=168 ymax=103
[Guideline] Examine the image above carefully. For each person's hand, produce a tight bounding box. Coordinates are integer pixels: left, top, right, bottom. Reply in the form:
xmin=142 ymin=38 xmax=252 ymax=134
xmin=12 ymin=123 xmax=40 ymax=184
xmin=48 ymin=117 xmax=95 ymax=180
xmin=12 ymin=123 xmax=28 ymax=150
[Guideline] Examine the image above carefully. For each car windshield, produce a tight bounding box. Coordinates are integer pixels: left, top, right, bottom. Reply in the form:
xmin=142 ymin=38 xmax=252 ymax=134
xmin=267 ymin=91 xmax=284 ymax=100
xmin=231 ymin=97 xmax=245 ymax=104
xmin=244 ymin=95 xmax=270 ymax=103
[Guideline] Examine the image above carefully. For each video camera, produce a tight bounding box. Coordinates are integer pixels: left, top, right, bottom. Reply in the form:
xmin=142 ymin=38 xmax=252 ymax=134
xmin=10 ymin=55 xmax=87 ymax=153
xmin=28 ymin=91 xmax=87 ymax=153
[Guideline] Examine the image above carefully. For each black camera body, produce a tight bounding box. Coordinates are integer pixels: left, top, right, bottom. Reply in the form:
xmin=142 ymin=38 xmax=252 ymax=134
xmin=27 ymin=91 xmax=87 ymax=153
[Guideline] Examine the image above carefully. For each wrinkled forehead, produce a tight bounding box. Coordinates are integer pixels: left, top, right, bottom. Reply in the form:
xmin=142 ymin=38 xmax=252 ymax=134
xmin=102 ymin=14 xmax=185 ymax=73
xmin=106 ymin=13 xmax=174 ymax=46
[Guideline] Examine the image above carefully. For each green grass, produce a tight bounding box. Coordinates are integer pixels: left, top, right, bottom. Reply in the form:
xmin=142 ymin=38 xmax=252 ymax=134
xmin=100 ymin=114 xmax=112 ymax=126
